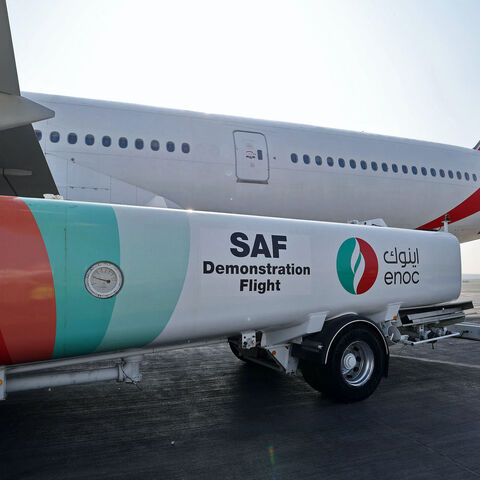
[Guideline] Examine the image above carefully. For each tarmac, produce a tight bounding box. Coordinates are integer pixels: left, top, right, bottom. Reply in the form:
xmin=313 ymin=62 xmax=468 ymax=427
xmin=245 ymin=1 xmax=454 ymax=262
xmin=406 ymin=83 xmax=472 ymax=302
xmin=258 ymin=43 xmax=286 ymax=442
xmin=1 ymin=282 xmax=480 ymax=480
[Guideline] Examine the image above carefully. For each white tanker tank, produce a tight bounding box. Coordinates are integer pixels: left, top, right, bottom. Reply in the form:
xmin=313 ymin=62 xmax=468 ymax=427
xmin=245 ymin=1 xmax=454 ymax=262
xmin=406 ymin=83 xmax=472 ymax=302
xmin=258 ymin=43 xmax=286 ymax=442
xmin=0 ymin=197 xmax=469 ymax=402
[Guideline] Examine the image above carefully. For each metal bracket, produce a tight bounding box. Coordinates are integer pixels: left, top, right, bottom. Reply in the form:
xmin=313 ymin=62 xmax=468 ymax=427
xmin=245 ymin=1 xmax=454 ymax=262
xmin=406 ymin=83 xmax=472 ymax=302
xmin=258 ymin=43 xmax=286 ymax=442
xmin=43 ymin=194 xmax=64 ymax=200
xmin=261 ymin=311 xmax=328 ymax=347
xmin=443 ymin=214 xmax=450 ymax=232
xmin=117 ymin=355 xmax=143 ymax=383
xmin=348 ymin=218 xmax=388 ymax=227
xmin=266 ymin=344 xmax=299 ymax=374
xmin=370 ymin=303 xmax=402 ymax=340
xmin=241 ymin=331 xmax=257 ymax=349
xmin=370 ymin=303 xmax=401 ymax=325
xmin=449 ymin=322 xmax=480 ymax=341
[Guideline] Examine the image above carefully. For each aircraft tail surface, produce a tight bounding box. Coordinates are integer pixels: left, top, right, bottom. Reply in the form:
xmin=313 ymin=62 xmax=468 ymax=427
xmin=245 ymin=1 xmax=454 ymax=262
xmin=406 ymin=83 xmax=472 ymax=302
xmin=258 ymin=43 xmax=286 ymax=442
xmin=0 ymin=0 xmax=19 ymax=96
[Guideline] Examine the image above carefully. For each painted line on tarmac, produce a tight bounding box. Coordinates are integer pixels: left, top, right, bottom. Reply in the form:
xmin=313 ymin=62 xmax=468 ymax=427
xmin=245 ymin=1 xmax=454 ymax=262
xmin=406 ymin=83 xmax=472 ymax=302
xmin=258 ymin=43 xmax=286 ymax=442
xmin=391 ymin=354 xmax=480 ymax=370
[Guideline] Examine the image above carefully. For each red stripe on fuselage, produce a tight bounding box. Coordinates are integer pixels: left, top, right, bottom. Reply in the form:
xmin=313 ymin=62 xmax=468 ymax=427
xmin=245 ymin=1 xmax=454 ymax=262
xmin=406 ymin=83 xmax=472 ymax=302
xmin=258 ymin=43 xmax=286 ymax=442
xmin=417 ymin=187 xmax=480 ymax=230
xmin=0 ymin=197 xmax=56 ymax=365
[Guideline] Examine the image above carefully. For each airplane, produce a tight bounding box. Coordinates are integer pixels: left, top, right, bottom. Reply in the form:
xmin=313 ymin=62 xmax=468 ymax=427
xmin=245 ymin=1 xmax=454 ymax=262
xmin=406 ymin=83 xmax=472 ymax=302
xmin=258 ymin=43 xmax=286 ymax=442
xmin=25 ymin=90 xmax=480 ymax=244
xmin=2 ymin=0 xmax=480 ymax=245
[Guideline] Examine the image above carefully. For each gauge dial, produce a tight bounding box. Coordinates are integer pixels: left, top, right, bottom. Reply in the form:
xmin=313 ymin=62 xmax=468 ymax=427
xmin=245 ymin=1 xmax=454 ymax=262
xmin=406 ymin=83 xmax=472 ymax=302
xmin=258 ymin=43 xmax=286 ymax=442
xmin=84 ymin=262 xmax=123 ymax=299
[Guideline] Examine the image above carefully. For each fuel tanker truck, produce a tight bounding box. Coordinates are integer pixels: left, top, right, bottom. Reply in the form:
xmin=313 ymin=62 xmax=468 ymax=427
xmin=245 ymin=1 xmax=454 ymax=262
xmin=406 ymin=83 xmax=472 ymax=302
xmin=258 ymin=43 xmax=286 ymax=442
xmin=0 ymin=196 xmax=472 ymax=402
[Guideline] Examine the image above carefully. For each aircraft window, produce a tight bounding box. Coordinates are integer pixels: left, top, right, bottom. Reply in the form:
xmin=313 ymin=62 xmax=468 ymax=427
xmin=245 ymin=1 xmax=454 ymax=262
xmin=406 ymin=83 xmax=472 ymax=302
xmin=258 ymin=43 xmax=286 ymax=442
xmin=402 ymin=165 xmax=408 ymax=174
xmin=182 ymin=143 xmax=190 ymax=154
xmin=448 ymin=170 xmax=454 ymax=179
xmin=371 ymin=161 xmax=378 ymax=171
xmin=360 ymin=160 xmax=367 ymax=170
xmin=456 ymin=171 xmax=462 ymax=180
xmin=465 ymin=172 xmax=470 ymax=181
xmin=338 ymin=158 xmax=345 ymax=168
xmin=392 ymin=164 xmax=398 ymax=173
xmin=327 ymin=157 xmax=334 ymax=167
xmin=50 ymin=131 xmax=60 ymax=143
xmin=291 ymin=153 xmax=298 ymax=163
xmin=135 ymin=138 xmax=144 ymax=150
xmin=119 ymin=137 xmax=128 ymax=148
xmin=473 ymin=174 xmax=478 ymax=182
xmin=381 ymin=163 xmax=388 ymax=172
xmin=85 ymin=134 xmax=95 ymax=146
xmin=67 ymin=133 xmax=77 ymax=144
xmin=349 ymin=159 xmax=356 ymax=169
xmin=420 ymin=167 xmax=427 ymax=176
xmin=166 ymin=141 xmax=175 ymax=152
xmin=102 ymin=136 xmax=111 ymax=147
xmin=35 ymin=130 xmax=42 ymax=141
xmin=412 ymin=166 xmax=418 ymax=175
xmin=303 ymin=154 xmax=310 ymax=164
xmin=439 ymin=169 xmax=445 ymax=178
xmin=151 ymin=140 xmax=160 ymax=151
xmin=315 ymin=155 xmax=322 ymax=165
xmin=430 ymin=168 xmax=436 ymax=177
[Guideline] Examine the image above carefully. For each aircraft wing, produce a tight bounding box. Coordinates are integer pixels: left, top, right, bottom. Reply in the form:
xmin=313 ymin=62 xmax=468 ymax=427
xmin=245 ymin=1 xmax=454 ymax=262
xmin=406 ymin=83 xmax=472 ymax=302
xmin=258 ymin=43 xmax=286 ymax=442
xmin=0 ymin=0 xmax=58 ymax=197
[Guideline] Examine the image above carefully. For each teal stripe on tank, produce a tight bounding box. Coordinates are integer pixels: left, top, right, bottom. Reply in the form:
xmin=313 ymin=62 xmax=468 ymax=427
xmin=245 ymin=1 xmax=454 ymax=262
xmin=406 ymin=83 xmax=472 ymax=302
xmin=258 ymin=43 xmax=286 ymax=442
xmin=96 ymin=206 xmax=190 ymax=352
xmin=26 ymin=199 xmax=120 ymax=358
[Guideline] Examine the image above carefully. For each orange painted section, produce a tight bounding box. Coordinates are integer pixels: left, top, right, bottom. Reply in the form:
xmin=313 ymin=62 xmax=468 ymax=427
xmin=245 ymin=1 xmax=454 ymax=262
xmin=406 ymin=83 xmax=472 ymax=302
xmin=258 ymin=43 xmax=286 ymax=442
xmin=0 ymin=197 xmax=56 ymax=364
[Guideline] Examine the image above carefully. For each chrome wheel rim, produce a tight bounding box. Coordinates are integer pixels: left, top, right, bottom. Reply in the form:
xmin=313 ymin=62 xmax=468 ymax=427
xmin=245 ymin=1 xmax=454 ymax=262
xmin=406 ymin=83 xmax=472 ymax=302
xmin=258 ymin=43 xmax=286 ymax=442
xmin=340 ymin=340 xmax=374 ymax=387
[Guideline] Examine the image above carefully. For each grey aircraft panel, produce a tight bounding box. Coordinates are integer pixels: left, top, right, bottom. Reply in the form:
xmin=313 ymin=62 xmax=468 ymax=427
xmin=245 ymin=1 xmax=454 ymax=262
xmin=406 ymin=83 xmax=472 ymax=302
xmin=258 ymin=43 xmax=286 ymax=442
xmin=0 ymin=0 xmax=19 ymax=96
xmin=0 ymin=0 xmax=58 ymax=197
xmin=0 ymin=125 xmax=58 ymax=197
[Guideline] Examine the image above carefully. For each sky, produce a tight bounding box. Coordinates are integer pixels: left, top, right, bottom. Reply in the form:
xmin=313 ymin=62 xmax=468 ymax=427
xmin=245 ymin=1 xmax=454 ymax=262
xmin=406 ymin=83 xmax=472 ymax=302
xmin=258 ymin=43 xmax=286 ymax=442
xmin=6 ymin=0 xmax=480 ymax=272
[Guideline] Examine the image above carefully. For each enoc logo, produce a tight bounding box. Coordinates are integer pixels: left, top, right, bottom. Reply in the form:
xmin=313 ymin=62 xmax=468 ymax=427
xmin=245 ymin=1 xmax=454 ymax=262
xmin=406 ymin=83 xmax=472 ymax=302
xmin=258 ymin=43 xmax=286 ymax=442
xmin=337 ymin=238 xmax=378 ymax=295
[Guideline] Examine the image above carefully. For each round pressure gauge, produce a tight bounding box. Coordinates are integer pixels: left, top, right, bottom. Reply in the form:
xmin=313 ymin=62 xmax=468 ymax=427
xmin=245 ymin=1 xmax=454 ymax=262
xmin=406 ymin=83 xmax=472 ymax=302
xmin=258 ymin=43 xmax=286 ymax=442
xmin=84 ymin=261 xmax=123 ymax=299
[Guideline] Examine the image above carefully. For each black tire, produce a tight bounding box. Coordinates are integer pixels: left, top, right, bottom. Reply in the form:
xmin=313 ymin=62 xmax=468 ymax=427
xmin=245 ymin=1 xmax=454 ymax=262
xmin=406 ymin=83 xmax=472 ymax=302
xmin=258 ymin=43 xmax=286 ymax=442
xmin=301 ymin=325 xmax=386 ymax=403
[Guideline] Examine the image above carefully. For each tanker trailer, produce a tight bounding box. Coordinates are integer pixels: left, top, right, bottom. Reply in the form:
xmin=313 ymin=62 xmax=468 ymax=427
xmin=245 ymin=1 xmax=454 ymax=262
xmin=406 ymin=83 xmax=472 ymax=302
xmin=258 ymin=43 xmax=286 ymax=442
xmin=0 ymin=196 xmax=470 ymax=402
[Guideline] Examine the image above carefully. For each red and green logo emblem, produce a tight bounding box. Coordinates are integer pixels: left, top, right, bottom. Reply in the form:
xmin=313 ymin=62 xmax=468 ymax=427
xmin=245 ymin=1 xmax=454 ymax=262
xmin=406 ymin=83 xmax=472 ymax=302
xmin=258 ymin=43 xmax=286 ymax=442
xmin=337 ymin=238 xmax=378 ymax=295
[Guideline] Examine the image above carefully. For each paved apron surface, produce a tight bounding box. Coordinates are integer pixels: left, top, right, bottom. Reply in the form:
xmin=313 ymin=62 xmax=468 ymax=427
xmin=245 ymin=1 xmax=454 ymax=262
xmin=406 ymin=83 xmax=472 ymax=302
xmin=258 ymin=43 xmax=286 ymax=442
xmin=1 ymin=282 xmax=479 ymax=480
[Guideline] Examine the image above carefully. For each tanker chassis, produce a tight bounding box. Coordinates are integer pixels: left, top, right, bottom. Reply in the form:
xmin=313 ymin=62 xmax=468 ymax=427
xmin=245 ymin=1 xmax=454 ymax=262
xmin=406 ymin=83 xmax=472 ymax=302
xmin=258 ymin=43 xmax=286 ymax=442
xmin=0 ymin=197 xmax=473 ymax=402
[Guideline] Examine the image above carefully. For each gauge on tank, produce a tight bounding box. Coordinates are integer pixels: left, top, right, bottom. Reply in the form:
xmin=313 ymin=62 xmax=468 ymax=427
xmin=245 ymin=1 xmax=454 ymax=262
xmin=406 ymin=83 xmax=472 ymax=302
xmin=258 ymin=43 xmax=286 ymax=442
xmin=84 ymin=261 xmax=123 ymax=299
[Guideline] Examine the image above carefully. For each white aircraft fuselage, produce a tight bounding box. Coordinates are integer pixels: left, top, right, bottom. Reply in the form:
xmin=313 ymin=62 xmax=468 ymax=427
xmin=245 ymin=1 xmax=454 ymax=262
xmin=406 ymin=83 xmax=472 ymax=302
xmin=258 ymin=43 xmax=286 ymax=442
xmin=27 ymin=92 xmax=480 ymax=243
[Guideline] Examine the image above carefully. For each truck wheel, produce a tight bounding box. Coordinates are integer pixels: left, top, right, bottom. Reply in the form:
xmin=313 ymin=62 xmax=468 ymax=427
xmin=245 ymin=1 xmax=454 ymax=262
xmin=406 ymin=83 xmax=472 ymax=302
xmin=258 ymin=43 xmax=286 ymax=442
xmin=301 ymin=325 xmax=386 ymax=402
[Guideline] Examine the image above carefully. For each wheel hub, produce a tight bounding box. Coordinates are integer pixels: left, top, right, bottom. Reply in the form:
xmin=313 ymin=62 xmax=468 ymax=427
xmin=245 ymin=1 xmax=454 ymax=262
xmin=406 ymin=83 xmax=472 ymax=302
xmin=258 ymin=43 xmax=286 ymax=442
xmin=343 ymin=353 xmax=357 ymax=370
xmin=340 ymin=340 xmax=375 ymax=387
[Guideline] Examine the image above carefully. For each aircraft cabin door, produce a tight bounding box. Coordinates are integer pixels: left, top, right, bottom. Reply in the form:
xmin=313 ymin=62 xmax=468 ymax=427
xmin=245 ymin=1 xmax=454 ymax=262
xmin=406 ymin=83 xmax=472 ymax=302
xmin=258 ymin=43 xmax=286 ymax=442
xmin=234 ymin=131 xmax=269 ymax=183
